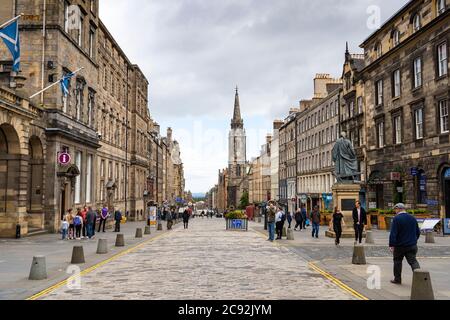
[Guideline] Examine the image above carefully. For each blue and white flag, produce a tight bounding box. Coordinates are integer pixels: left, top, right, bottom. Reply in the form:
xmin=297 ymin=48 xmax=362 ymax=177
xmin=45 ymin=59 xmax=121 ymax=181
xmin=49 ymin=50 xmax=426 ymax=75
xmin=60 ymin=72 xmax=76 ymax=97
xmin=0 ymin=19 xmax=20 ymax=72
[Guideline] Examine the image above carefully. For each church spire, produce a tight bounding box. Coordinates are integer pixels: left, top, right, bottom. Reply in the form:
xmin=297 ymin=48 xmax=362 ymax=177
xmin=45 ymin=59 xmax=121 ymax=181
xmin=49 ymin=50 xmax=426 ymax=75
xmin=231 ymin=86 xmax=243 ymax=129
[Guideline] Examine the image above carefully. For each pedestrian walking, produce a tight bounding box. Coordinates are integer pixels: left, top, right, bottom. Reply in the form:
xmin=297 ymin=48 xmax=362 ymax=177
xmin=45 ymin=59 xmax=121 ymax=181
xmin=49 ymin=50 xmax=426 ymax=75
xmin=98 ymin=205 xmax=109 ymax=233
xmin=81 ymin=206 xmax=88 ymax=239
xmin=310 ymin=206 xmax=321 ymax=239
xmin=267 ymin=201 xmax=277 ymax=242
xmin=286 ymin=211 xmax=293 ymax=229
xmin=294 ymin=208 xmax=303 ymax=231
xmin=61 ymin=218 xmax=69 ymax=240
xmin=167 ymin=209 xmax=174 ymax=230
xmin=275 ymin=207 xmax=285 ymax=240
xmin=389 ymin=203 xmax=421 ymax=285
xmin=74 ymin=211 xmax=83 ymax=240
xmin=352 ymin=200 xmax=367 ymax=245
xmin=332 ymin=207 xmax=344 ymax=246
xmin=182 ymin=209 xmax=190 ymax=229
xmin=86 ymin=206 xmax=96 ymax=239
xmin=301 ymin=204 xmax=307 ymax=229
xmin=114 ymin=208 xmax=122 ymax=232
xmin=66 ymin=209 xmax=75 ymax=240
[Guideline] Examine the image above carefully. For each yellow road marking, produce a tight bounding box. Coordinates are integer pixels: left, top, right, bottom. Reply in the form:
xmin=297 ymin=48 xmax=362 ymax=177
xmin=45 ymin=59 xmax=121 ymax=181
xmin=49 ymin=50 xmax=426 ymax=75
xmin=26 ymin=231 xmax=170 ymax=300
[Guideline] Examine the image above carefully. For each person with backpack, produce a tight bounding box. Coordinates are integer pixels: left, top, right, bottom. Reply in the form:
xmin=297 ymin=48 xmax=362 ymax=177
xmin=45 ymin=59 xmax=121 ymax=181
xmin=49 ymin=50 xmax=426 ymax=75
xmin=65 ymin=209 xmax=75 ymax=240
xmin=294 ymin=208 xmax=303 ymax=231
xmin=114 ymin=208 xmax=122 ymax=232
xmin=301 ymin=204 xmax=307 ymax=229
xmin=182 ymin=209 xmax=190 ymax=229
xmin=275 ymin=207 xmax=286 ymax=240
xmin=61 ymin=218 xmax=69 ymax=240
xmin=74 ymin=210 xmax=83 ymax=240
xmin=86 ymin=206 xmax=96 ymax=239
xmin=310 ymin=205 xmax=321 ymax=239
xmin=98 ymin=205 xmax=109 ymax=233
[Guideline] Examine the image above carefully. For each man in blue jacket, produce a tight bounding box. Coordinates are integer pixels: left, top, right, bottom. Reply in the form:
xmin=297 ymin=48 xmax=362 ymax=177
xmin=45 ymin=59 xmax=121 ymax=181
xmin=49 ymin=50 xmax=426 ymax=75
xmin=389 ymin=203 xmax=421 ymax=285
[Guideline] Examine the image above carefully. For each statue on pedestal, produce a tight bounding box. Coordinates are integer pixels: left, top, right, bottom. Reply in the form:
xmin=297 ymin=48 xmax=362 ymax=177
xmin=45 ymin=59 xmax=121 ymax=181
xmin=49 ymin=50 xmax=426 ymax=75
xmin=332 ymin=132 xmax=360 ymax=183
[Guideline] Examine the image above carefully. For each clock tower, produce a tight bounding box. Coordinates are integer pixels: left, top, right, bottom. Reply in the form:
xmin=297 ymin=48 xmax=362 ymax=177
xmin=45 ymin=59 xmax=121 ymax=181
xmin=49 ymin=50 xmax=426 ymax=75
xmin=227 ymin=87 xmax=247 ymax=209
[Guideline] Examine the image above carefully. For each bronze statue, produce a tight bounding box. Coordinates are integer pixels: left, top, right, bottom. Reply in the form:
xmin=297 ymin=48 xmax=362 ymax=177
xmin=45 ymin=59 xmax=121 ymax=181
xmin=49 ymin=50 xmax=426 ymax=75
xmin=332 ymin=132 xmax=360 ymax=183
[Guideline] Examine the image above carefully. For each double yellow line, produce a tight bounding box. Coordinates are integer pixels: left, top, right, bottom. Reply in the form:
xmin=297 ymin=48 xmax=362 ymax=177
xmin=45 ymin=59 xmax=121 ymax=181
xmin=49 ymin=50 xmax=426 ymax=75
xmin=26 ymin=232 xmax=169 ymax=300
xmin=251 ymin=227 xmax=369 ymax=300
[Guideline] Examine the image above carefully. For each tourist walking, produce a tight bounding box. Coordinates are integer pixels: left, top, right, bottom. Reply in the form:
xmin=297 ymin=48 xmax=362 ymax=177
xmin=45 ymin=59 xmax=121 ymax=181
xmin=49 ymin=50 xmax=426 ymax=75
xmin=352 ymin=200 xmax=367 ymax=245
xmin=98 ymin=205 xmax=109 ymax=233
xmin=81 ymin=206 xmax=88 ymax=238
xmin=275 ymin=207 xmax=285 ymax=240
xmin=389 ymin=203 xmax=421 ymax=285
xmin=301 ymin=204 xmax=307 ymax=229
xmin=86 ymin=206 xmax=96 ymax=239
xmin=114 ymin=208 xmax=122 ymax=232
xmin=182 ymin=209 xmax=190 ymax=229
xmin=167 ymin=209 xmax=174 ymax=230
xmin=267 ymin=201 xmax=277 ymax=242
xmin=66 ymin=209 xmax=75 ymax=240
xmin=74 ymin=211 xmax=83 ymax=240
xmin=332 ymin=207 xmax=344 ymax=246
xmin=294 ymin=208 xmax=303 ymax=231
xmin=61 ymin=218 xmax=69 ymax=240
xmin=310 ymin=206 xmax=321 ymax=239
xmin=286 ymin=211 xmax=293 ymax=229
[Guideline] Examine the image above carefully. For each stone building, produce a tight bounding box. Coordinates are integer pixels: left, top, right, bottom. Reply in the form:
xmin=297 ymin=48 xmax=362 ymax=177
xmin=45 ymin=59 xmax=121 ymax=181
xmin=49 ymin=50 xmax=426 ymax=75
xmin=217 ymin=168 xmax=228 ymax=213
xmin=296 ymin=75 xmax=342 ymax=211
xmin=248 ymin=134 xmax=272 ymax=205
xmin=361 ymin=0 xmax=449 ymax=217
xmin=227 ymin=88 xmax=248 ymax=209
xmin=270 ymin=120 xmax=284 ymax=202
xmin=279 ymin=108 xmax=298 ymax=214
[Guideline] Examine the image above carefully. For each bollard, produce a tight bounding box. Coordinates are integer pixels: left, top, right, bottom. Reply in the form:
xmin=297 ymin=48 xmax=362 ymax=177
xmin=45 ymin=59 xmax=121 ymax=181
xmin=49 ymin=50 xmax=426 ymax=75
xmin=425 ymin=232 xmax=435 ymax=244
xmin=365 ymin=231 xmax=375 ymax=244
xmin=96 ymin=239 xmax=108 ymax=254
xmin=258 ymin=217 xmax=262 ymax=223
xmin=282 ymin=227 xmax=287 ymax=238
xmin=144 ymin=226 xmax=151 ymax=235
xmin=135 ymin=228 xmax=143 ymax=238
xmin=115 ymin=234 xmax=125 ymax=247
xmin=71 ymin=246 xmax=85 ymax=264
xmin=287 ymin=229 xmax=295 ymax=240
xmin=352 ymin=245 xmax=366 ymax=265
xmin=411 ymin=270 xmax=434 ymax=300
xmin=157 ymin=223 xmax=163 ymax=231
xmin=29 ymin=256 xmax=47 ymax=280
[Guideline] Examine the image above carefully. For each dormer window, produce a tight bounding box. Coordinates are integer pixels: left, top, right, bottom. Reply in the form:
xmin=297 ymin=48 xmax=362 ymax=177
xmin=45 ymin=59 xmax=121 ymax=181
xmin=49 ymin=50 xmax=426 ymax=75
xmin=437 ymin=0 xmax=446 ymax=15
xmin=376 ymin=43 xmax=382 ymax=58
xmin=393 ymin=29 xmax=400 ymax=47
xmin=413 ymin=14 xmax=421 ymax=33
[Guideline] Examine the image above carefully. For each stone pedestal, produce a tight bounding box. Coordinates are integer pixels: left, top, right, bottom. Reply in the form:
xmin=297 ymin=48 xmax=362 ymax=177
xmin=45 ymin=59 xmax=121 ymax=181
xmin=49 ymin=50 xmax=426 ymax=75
xmin=326 ymin=183 xmax=366 ymax=239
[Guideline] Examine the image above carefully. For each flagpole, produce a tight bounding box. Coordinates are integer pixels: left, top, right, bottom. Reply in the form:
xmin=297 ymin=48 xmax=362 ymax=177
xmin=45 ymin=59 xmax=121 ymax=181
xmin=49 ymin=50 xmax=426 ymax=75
xmin=0 ymin=14 xmax=23 ymax=30
xmin=29 ymin=67 xmax=84 ymax=99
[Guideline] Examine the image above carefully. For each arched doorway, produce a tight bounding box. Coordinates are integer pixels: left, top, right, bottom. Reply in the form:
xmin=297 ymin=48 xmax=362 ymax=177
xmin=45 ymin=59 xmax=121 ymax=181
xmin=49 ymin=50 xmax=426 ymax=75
xmin=0 ymin=123 xmax=21 ymax=216
xmin=28 ymin=136 xmax=44 ymax=214
xmin=442 ymin=167 xmax=450 ymax=219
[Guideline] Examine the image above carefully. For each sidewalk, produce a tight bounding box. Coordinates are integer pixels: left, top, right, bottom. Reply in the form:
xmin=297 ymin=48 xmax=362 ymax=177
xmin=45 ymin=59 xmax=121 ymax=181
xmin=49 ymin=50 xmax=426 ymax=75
xmin=0 ymin=219 xmax=177 ymax=300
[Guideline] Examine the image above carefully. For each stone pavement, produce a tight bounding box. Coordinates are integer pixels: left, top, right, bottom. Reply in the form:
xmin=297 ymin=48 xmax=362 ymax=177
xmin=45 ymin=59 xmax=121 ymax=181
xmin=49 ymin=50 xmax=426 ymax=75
xmin=38 ymin=218 xmax=357 ymax=300
xmin=251 ymin=221 xmax=450 ymax=300
xmin=0 ymin=220 xmax=171 ymax=300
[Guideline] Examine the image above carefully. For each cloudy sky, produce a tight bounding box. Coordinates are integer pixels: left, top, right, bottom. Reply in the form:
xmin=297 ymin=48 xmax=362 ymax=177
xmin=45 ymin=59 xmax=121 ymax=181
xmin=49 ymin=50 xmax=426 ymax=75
xmin=100 ymin=0 xmax=408 ymax=194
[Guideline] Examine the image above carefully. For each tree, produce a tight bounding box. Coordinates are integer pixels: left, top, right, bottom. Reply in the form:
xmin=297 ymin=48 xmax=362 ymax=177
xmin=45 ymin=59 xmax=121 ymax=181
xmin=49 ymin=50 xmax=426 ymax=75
xmin=239 ymin=191 xmax=249 ymax=210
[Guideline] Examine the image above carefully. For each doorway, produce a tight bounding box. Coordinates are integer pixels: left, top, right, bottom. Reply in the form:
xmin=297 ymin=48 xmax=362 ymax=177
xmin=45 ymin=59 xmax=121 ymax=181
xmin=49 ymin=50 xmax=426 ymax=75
xmin=443 ymin=168 xmax=450 ymax=219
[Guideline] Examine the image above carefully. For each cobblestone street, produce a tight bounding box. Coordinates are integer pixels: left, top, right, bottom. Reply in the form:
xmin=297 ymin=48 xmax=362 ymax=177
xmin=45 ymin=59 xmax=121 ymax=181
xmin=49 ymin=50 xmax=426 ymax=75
xmin=39 ymin=219 xmax=356 ymax=300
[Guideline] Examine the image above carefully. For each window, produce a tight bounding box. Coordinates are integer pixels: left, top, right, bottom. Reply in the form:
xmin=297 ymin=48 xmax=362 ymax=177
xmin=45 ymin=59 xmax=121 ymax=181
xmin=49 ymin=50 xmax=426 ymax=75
xmin=89 ymin=27 xmax=95 ymax=57
xmin=393 ymin=69 xmax=401 ymax=98
xmin=376 ymin=43 xmax=382 ymax=59
xmin=376 ymin=79 xmax=383 ymax=106
xmin=349 ymin=100 xmax=354 ymax=118
xmin=377 ymin=121 xmax=385 ymax=148
xmin=358 ymin=127 xmax=364 ymax=146
xmin=413 ymin=14 xmax=421 ymax=33
xmin=87 ymin=91 xmax=94 ymax=126
xmin=86 ymin=154 xmax=92 ymax=203
xmin=100 ymin=159 xmax=105 ymax=177
xmin=108 ymin=161 xmax=113 ymax=179
xmin=415 ymin=108 xmax=424 ymax=139
xmin=64 ymin=1 xmax=70 ymax=33
xmin=90 ymin=0 xmax=96 ymax=13
xmin=437 ymin=42 xmax=448 ymax=77
xmin=439 ymin=100 xmax=449 ymax=133
xmin=414 ymin=57 xmax=422 ymax=88
xmin=78 ymin=14 xmax=84 ymax=47
xmin=437 ymin=0 xmax=446 ymax=15
xmin=394 ymin=115 xmax=402 ymax=144
xmin=74 ymin=151 xmax=82 ymax=204
xmin=393 ymin=29 xmax=400 ymax=47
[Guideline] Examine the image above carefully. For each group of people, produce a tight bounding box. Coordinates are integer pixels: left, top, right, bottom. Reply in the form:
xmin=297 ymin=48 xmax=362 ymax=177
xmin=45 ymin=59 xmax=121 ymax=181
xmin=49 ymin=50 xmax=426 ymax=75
xmin=157 ymin=207 xmax=192 ymax=230
xmin=61 ymin=205 xmax=124 ymax=240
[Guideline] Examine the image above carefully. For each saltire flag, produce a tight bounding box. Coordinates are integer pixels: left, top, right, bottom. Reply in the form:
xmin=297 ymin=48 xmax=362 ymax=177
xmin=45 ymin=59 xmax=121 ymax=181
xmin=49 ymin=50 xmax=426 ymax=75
xmin=0 ymin=19 xmax=20 ymax=72
xmin=60 ymin=72 xmax=76 ymax=97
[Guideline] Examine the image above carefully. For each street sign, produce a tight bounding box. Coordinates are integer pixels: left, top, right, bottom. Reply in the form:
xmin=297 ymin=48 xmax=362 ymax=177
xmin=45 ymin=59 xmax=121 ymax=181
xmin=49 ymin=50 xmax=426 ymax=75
xmin=444 ymin=219 xmax=450 ymax=235
xmin=411 ymin=167 xmax=418 ymax=176
xmin=420 ymin=219 xmax=441 ymax=231
xmin=58 ymin=152 xmax=71 ymax=165
xmin=232 ymin=219 xmax=242 ymax=228
xmin=390 ymin=172 xmax=401 ymax=181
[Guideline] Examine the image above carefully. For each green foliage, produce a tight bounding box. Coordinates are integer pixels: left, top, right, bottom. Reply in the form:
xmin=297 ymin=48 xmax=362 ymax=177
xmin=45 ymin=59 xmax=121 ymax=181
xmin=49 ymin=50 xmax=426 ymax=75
xmin=239 ymin=191 xmax=249 ymax=210
xmin=225 ymin=210 xmax=247 ymax=220
xmin=379 ymin=209 xmax=428 ymax=215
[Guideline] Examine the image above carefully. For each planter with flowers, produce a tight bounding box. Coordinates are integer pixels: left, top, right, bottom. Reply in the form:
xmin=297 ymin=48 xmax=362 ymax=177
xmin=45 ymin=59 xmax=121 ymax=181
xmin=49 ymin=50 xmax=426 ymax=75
xmin=225 ymin=211 xmax=248 ymax=231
